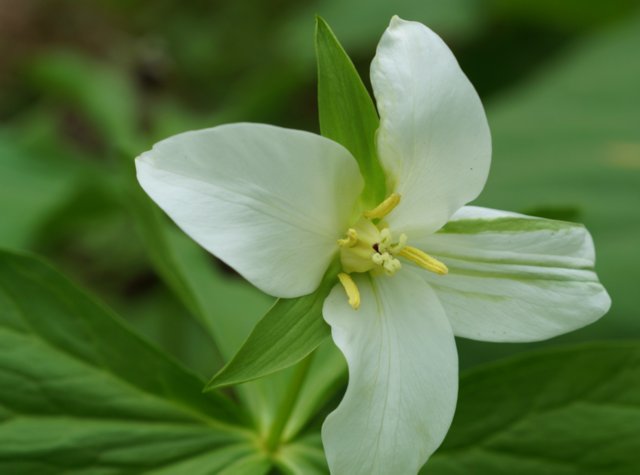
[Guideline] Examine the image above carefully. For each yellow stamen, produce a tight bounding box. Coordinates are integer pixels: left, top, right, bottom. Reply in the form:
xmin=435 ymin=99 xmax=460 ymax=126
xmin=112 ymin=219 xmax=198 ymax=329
xmin=338 ymin=272 xmax=361 ymax=310
xmin=363 ymin=193 xmax=401 ymax=220
xmin=399 ymin=246 xmax=448 ymax=275
xmin=337 ymin=228 xmax=358 ymax=248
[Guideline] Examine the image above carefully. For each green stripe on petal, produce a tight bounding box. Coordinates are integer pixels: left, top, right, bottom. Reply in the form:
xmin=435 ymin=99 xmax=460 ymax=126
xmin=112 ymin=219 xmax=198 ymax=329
xmin=413 ymin=206 xmax=610 ymax=342
xmin=439 ymin=216 xmax=584 ymax=234
xmin=442 ymin=261 xmax=599 ymax=283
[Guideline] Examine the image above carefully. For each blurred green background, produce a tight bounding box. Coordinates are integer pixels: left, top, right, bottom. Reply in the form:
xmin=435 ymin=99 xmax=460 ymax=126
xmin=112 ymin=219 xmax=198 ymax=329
xmin=1 ymin=0 xmax=639 ymax=378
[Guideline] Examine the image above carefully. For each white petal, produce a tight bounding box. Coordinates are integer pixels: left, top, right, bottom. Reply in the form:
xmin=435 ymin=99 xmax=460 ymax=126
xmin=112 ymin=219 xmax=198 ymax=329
xmin=136 ymin=123 xmax=363 ymax=298
xmin=371 ymin=16 xmax=491 ymax=235
xmin=414 ymin=206 xmax=611 ymax=342
xmin=322 ymin=270 xmax=458 ymax=475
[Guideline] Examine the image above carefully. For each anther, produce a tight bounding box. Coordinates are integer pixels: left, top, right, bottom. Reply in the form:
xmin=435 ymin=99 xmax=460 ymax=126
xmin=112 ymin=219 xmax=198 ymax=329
xmin=363 ymin=193 xmax=401 ymax=220
xmin=399 ymin=246 xmax=448 ymax=275
xmin=338 ymin=272 xmax=361 ymax=310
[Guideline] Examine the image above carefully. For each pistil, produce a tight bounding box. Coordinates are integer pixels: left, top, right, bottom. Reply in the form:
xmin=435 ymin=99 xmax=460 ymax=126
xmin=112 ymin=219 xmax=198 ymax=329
xmin=337 ymin=228 xmax=358 ymax=248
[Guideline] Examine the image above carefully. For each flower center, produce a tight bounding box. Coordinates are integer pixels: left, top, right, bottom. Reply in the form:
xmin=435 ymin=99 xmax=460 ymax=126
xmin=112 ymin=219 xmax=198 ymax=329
xmin=338 ymin=218 xmax=406 ymax=276
xmin=336 ymin=193 xmax=448 ymax=310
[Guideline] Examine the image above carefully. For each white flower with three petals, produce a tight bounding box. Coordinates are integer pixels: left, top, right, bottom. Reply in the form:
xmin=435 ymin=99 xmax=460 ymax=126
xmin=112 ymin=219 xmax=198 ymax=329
xmin=136 ymin=16 xmax=610 ymax=475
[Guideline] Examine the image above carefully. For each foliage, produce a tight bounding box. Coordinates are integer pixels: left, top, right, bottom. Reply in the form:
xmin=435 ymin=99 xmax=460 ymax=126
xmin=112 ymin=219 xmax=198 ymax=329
xmin=0 ymin=1 xmax=638 ymax=473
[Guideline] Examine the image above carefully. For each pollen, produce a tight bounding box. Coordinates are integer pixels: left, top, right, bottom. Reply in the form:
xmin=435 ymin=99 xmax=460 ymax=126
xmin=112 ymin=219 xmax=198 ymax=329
xmin=338 ymin=272 xmax=361 ymax=310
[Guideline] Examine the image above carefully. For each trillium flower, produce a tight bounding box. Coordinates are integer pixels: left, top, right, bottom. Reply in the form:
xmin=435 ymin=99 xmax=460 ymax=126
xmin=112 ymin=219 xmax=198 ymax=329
xmin=136 ymin=17 xmax=610 ymax=475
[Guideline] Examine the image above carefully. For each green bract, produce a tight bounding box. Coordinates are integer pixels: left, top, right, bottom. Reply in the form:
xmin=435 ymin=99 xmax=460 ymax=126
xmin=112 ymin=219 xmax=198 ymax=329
xmin=135 ymin=16 xmax=610 ymax=475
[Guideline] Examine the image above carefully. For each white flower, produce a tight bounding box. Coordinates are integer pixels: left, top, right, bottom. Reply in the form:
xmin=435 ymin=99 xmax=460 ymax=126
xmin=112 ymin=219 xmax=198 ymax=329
xmin=135 ymin=17 xmax=610 ymax=475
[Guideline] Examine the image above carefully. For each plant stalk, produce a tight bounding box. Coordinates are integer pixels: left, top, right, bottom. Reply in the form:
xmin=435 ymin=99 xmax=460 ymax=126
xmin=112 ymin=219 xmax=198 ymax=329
xmin=264 ymin=353 xmax=315 ymax=453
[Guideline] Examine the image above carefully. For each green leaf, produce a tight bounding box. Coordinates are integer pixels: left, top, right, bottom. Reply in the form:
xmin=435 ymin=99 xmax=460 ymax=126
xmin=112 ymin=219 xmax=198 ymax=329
xmin=315 ymin=16 xmax=385 ymax=205
xmin=282 ymin=339 xmax=346 ymax=442
xmin=216 ymin=453 xmax=272 ymax=475
xmin=277 ymin=434 xmax=329 ymax=475
xmin=205 ymin=261 xmax=340 ymax=390
xmin=149 ymin=445 xmax=264 ymax=475
xmin=423 ymin=342 xmax=640 ymax=474
xmin=0 ymin=249 xmax=265 ymax=473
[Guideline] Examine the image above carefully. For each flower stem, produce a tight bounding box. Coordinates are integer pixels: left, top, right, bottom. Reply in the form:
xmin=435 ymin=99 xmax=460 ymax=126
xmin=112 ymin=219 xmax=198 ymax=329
xmin=265 ymin=353 xmax=315 ymax=453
